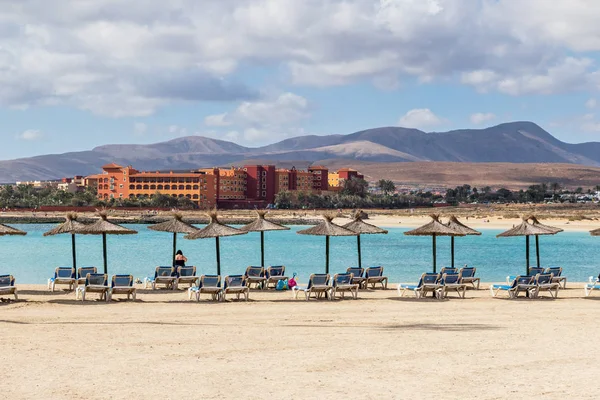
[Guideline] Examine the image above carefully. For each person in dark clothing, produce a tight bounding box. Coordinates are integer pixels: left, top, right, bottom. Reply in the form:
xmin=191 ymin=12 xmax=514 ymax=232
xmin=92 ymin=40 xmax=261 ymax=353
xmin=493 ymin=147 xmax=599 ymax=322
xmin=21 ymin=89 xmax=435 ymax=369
xmin=174 ymin=250 xmax=187 ymax=267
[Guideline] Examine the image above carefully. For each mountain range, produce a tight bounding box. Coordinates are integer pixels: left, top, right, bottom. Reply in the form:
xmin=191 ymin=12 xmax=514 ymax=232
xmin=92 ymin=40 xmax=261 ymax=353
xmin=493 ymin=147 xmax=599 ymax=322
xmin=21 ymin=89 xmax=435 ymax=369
xmin=2 ymin=121 xmax=600 ymax=183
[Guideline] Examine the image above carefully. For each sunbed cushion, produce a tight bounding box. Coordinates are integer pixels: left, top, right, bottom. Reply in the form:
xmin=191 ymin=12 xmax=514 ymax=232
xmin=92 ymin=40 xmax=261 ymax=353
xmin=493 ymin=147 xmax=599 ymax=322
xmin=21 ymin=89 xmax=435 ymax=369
xmin=246 ymin=267 xmax=264 ymax=277
xmin=225 ymin=275 xmax=245 ymax=288
xmin=267 ymin=266 xmax=285 ymax=277
xmin=179 ymin=267 xmax=196 ymax=277
xmin=0 ymin=275 xmax=14 ymax=287
xmin=113 ymin=275 xmax=133 ymax=287
xmin=55 ymin=268 xmax=75 ymax=279
xmin=201 ymin=276 xmax=220 ymax=288
xmin=365 ymin=267 xmax=383 ymax=278
xmin=86 ymin=274 xmax=107 ymax=286
xmin=78 ymin=267 xmax=96 ymax=279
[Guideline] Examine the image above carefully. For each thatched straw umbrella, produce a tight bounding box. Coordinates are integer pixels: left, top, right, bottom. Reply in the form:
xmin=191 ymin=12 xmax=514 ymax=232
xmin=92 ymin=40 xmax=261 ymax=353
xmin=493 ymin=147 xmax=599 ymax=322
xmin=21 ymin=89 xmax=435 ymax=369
xmin=497 ymin=217 xmax=556 ymax=275
xmin=0 ymin=223 xmax=27 ymax=236
xmin=78 ymin=210 xmax=137 ymax=274
xmin=43 ymin=213 xmax=87 ymax=269
xmin=528 ymin=215 xmax=562 ymax=268
xmin=148 ymin=212 xmax=199 ymax=266
xmin=184 ymin=210 xmax=247 ymax=275
xmin=445 ymin=215 xmax=481 ymax=268
xmin=239 ymin=210 xmax=289 ymax=267
xmin=404 ymin=215 xmax=464 ymax=273
xmin=297 ymin=214 xmax=357 ymax=274
xmin=342 ymin=210 xmax=388 ymax=268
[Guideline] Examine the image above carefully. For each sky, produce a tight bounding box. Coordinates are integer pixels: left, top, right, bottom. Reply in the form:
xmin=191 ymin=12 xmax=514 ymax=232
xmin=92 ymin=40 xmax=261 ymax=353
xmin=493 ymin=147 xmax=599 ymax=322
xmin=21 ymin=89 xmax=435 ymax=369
xmin=2 ymin=0 xmax=600 ymax=160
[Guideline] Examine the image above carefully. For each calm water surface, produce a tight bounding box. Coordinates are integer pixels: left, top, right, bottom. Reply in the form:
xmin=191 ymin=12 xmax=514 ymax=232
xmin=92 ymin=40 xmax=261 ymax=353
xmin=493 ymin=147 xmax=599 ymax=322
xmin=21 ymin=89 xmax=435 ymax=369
xmin=2 ymin=224 xmax=598 ymax=283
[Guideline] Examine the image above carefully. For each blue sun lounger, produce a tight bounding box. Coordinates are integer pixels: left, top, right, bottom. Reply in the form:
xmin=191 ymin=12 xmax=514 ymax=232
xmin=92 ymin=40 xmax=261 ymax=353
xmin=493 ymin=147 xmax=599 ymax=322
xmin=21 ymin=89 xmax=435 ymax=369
xmin=398 ymin=273 xmax=441 ymax=299
xmin=222 ymin=275 xmax=249 ymax=301
xmin=545 ymin=267 xmax=567 ymax=289
xmin=76 ymin=273 xmax=109 ymax=302
xmin=436 ymin=272 xmax=467 ymax=299
xmin=144 ymin=266 xmax=177 ymax=290
xmin=459 ymin=267 xmax=480 ymax=289
xmin=346 ymin=267 xmax=365 ymax=288
xmin=108 ymin=275 xmax=136 ymax=301
xmin=293 ymin=274 xmax=331 ymax=300
xmin=490 ymin=276 xmax=535 ymax=298
xmin=531 ymin=273 xmax=559 ymax=298
xmin=47 ymin=267 xmax=76 ymax=292
xmin=245 ymin=266 xmax=266 ymax=289
xmin=0 ymin=275 xmax=17 ymax=300
xmin=331 ymin=273 xmax=359 ymax=299
xmin=188 ymin=275 xmax=222 ymax=301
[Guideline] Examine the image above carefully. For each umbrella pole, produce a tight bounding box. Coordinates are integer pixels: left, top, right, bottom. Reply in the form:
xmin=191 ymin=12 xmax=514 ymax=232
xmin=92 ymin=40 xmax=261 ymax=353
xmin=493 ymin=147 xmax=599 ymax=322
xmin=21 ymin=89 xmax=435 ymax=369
xmin=216 ymin=236 xmax=221 ymax=276
xmin=71 ymin=234 xmax=77 ymax=270
xmin=357 ymin=235 xmax=362 ymax=269
xmin=173 ymin=232 xmax=177 ymax=267
xmin=535 ymin=235 xmax=540 ymax=268
xmin=525 ymin=235 xmax=530 ymax=276
xmin=326 ymin=236 xmax=330 ymax=274
xmin=102 ymin=233 xmax=108 ymax=275
xmin=451 ymin=236 xmax=455 ymax=269
xmin=261 ymin=231 xmax=265 ymax=267
xmin=432 ymin=234 xmax=437 ymax=274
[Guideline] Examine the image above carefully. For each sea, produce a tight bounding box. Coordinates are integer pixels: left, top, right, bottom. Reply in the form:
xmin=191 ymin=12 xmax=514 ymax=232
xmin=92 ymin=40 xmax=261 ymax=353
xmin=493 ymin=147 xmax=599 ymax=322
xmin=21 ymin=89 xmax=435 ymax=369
xmin=2 ymin=224 xmax=598 ymax=284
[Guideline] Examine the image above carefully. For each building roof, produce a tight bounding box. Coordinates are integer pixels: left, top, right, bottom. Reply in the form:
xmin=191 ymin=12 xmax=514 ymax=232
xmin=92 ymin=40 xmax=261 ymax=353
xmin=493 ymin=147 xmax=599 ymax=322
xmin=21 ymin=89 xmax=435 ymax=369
xmin=308 ymin=165 xmax=328 ymax=170
xmin=102 ymin=163 xmax=124 ymax=169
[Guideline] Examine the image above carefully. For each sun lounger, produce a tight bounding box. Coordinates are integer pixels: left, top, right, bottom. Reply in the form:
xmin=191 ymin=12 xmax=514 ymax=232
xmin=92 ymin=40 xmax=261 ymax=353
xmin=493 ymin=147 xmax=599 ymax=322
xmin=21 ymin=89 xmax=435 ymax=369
xmin=108 ymin=275 xmax=136 ymax=301
xmin=188 ymin=275 xmax=222 ymax=301
xmin=459 ymin=267 xmax=480 ymax=289
xmin=293 ymin=274 xmax=331 ymax=300
xmin=531 ymin=273 xmax=559 ymax=299
xmin=332 ymin=273 xmax=359 ymax=299
xmin=144 ymin=266 xmax=177 ymax=290
xmin=490 ymin=276 xmax=535 ymax=298
xmin=265 ymin=266 xmax=288 ymax=289
xmin=437 ymin=272 xmax=467 ymax=299
xmin=545 ymin=267 xmax=567 ymax=289
xmin=222 ymin=275 xmax=249 ymax=301
xmin=0 ymin=275 xmax=17 ymax=300
xmin=245 ymin=266 xmax=267 ymax=289
xmin=346 ymin=267 xmax=365 ymax=288
xmin=398 ymin=273 xmax=441 ymax=299
xmin=76 ymin=273 xmax=109 ymax=302
xmin=584 ymin=276 xmax=600 ymax=297
xmin=176 ymin=266 xmax=199 ymax=288
xmin=47 ymin=267 xmax=76 ymax=292
xmin=364 ymin=266 xmax=388 ymax=289
xmin=77 ymin=267 xmax=97 ymax=286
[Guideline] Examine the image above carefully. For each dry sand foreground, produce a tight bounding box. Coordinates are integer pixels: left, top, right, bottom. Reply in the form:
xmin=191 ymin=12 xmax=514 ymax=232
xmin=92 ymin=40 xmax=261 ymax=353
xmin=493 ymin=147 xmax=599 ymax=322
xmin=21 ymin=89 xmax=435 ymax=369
xmin=1 ymin=285 xmax=599 ymax=400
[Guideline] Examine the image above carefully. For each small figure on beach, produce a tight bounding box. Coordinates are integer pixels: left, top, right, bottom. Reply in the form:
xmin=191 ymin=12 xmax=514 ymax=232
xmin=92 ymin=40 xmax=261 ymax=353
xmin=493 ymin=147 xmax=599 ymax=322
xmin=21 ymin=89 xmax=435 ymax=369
xmin=174 ymin=250 xmax=187 ymax=267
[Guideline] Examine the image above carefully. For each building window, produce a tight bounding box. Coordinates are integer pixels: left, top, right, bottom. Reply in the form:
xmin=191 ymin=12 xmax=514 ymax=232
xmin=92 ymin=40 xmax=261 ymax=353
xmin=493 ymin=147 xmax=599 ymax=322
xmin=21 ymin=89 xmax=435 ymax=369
xmin=119 ymin=194 xmax=123 ymax=198
xmin=262 ymin=184 xmax=266 ymax=189
xmin=262 ymin=191 xmax=266 ymax=197
xmin=119 ymin=184 xmax=123 ymax=188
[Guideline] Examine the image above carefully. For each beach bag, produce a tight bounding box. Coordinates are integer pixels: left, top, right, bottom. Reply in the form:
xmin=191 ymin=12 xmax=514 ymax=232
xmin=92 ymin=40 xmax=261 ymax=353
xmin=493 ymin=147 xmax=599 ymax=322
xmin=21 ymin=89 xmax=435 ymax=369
xmin=276 ymin=279 xmax=288 ymax=291
xmin=288 ymin=273 xmax=298 ymax=289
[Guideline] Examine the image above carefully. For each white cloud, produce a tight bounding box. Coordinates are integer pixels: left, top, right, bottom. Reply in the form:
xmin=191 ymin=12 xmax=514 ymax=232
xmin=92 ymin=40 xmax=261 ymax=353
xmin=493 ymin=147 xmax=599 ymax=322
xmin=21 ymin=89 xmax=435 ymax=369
xmin=204 ymin=113 xmax=232 ymax=127
xmin=204 ymin=92 xmax=310 ymax=143
xmin=133 ymin=122 xmax=147 ymax=136
xmin=586 ymin=98 xmax=597 ymax=109
xmin=1 ymin=0 xmax=600 ymax=118
xmin=470 ymin=112 xmax=496 ymax=125
xmin=16 ymin=129 xmax=44 ymax=141
xmin=398 ymin=108 xmax=446 ymax=130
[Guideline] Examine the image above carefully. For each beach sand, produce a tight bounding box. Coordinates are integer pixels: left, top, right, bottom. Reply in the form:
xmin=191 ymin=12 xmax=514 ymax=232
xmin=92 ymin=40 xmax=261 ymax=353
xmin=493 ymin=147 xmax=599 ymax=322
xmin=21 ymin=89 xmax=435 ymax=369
xmin=1 ymin=284 xmax=599 ymax=399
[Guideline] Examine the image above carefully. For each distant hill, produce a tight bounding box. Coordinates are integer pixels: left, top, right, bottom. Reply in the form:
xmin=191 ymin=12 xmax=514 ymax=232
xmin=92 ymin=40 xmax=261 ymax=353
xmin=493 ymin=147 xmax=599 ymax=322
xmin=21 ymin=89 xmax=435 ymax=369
xmin=2 ymin=121 xmax=600 ymax=183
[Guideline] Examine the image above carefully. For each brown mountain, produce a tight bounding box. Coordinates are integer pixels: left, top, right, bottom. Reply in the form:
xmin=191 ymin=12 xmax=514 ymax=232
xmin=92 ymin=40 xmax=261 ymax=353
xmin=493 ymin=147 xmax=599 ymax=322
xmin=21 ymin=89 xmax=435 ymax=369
xmin=1 ymin=121 xmax=600 ymax=183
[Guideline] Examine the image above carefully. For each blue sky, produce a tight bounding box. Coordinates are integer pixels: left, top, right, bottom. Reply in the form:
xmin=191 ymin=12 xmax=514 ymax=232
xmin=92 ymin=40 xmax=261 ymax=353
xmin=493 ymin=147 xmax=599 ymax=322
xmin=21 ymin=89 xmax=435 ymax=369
xmin=1 ymin=0 xmax=600 ymax=160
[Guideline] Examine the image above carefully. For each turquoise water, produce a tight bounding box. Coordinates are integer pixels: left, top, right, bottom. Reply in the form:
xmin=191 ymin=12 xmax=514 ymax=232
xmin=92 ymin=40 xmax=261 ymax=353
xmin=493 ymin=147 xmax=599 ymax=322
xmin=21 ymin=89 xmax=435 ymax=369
xmin=1 ymin=224 xmax=598 ymax=284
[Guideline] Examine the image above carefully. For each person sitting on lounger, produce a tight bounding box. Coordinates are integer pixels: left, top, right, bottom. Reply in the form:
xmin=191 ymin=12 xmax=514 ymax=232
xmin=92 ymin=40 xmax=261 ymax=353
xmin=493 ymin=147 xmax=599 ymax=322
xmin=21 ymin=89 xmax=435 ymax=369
xmin=175 ymin=250 xmax=187 ymax=267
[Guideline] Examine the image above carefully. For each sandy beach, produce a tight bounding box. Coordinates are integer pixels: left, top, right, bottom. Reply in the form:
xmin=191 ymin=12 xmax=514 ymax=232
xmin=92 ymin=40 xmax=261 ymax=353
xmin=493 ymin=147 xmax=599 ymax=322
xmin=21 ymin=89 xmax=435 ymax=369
xmin=1 ymin=283 xmax=599 ymax=400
